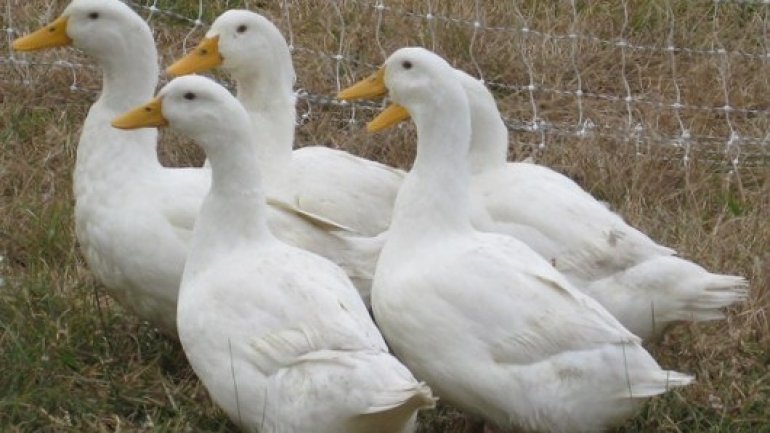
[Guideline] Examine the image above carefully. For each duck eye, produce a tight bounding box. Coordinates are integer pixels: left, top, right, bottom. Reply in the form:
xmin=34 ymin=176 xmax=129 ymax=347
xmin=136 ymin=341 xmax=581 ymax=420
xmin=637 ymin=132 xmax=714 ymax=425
xmin=237 ymin=24 xmax=248 ymax=33
xmin=402 ymin=60 xmax=413 ymax=70
xmin=184 ymin=92 xmax=196 ymax=100
xmin=88 ymin=12 xmax=99 ymax=19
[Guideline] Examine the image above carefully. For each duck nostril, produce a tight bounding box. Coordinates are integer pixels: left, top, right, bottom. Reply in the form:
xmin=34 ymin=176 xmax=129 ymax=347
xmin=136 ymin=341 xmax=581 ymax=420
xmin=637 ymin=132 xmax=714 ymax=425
xmin=144 ymin=107 xmax=152 ymax=112
xmin=49 ymin=27 xmax=56 ymax=32
xmin=200 ymin=49 xmax=208 ymax=55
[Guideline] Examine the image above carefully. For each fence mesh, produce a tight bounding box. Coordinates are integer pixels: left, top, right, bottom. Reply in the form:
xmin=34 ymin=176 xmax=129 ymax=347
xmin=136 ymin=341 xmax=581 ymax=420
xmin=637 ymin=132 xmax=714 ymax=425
xmin=3 ymin=0 xmax=770 ymax=169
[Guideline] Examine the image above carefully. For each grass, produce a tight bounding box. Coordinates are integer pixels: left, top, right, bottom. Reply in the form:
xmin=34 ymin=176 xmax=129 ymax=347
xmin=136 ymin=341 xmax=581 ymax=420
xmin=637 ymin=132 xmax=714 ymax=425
xmin=2 ymin=0 xmax=769 ymax=431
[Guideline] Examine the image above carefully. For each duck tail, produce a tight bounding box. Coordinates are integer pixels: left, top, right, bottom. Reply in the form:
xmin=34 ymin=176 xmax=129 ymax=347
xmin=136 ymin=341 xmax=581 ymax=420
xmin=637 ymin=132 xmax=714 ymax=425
xmin=685 ymin=272 xmax=750 ymax=320
xmin=353 ymin=380 xmax=435 ymax=433
xmin=587 ymin=255 xmax=749 ymax=339
xmin=642 ymin=256 xmax=749 ymax=322
xmin=362 ymin=381 xmax=436 ymax=415
xmin=625 ymin=369 xmax=694 ymax=399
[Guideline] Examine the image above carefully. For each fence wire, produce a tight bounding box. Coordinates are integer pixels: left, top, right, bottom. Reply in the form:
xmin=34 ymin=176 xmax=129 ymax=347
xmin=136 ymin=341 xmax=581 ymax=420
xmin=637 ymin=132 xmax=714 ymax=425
xmin=3 ymin=0 xmax=770 ymax=168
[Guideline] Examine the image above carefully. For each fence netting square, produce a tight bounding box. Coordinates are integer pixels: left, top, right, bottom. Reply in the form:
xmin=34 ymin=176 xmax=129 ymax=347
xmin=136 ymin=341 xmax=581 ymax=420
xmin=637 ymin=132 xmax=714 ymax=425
xmin=3 ymin=0 xmax=770 ymax=170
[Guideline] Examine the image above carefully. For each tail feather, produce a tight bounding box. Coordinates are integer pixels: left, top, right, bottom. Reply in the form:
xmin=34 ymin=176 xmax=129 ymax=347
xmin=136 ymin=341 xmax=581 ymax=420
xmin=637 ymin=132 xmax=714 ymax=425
xmin=623 ymin=370 xmax=694 ymax=399
xmin=585 ymin=255 xmax=749 ymax=339
xmin=705 ymin=274 xmax=749 ymax=292
xmin=351 ymin=383 xmax=435 ymax=433
xmin=348 ymin=358 xmax=435 ymax=433
xmin=676 ymin=271 xmax=749 ymax=321
xmin=362 ymin=381 xmax=436 ymax=415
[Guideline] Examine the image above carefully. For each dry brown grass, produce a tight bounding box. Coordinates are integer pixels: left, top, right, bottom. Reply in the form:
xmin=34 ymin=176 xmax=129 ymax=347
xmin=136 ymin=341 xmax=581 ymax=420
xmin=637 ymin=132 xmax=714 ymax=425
xmin=2 ymin=0 xmax=769 ymax=431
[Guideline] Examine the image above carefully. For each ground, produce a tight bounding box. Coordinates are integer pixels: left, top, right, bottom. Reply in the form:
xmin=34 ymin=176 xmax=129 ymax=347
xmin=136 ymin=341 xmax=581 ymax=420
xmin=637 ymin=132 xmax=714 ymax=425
xmin=1 ymin=0 xmax=768 ymax=432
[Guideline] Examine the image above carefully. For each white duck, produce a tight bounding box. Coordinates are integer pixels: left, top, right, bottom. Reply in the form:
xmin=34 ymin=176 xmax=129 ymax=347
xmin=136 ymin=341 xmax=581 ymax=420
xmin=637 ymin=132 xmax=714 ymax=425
xmin=339 ymin=51 xmax=747 ymax=339
xmin=14 ymin=0 xmax=206 ymax=334
xmin=113 ymin=75 xmax=434 ymax=433
xmin=457 ymin=70 xmax=748 ymax=339
xmin=340 ymin=47 xmax=693 ymax=433
xmin=12 ymin=0 xmax=380 ymax=335
xmin=166 ymin=10 xmax=404 ymax=236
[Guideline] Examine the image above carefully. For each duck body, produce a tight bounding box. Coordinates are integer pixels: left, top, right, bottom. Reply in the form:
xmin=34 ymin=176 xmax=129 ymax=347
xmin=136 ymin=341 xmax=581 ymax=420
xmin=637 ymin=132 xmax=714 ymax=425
xmin=168 ymin=9 xmax=405 ymax=236
xmin=375 ymin=174 xmax=693 ymax=432
xmin=457 ymin=70 xmax=747 ymax=339
xmin=76 ymin=94 xmax=380 ymax=332
xmin=115 ymin=75 xmax=433 ymax=432
xmin=179 ymin=241 xmax=428 ymax=433
xmin=75 ymin=103 xmax=208 ymax=333
xmin=13 ymin=0 xmax=381 ymax=335
xmin=18 ymin=0 xmax=209 ymax=334
xmin=344 ymin=47 xmax=692 ymax=433
xmin=472 ymin=161 xmax=672 ymax=283
xmin=75 ymin=102 xmax=377 ymax=332
xmin=241 ymin=101 xmax=403 ymax=239
xmin=288 ymin=145 xmax=404 ymax=235
xmin=375 ymin=231 xmax=686 ymax=433
xmin=459 ymin=68 xmax=671 ymax=283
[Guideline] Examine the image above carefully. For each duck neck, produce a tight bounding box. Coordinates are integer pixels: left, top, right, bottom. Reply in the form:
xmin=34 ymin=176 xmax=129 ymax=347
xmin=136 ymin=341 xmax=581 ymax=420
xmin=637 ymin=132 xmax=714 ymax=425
xmin=467 ymin=94 xmax=508 ymax=175
xmin=186 ymin=124 xmax=276 ymax=279
xmin=390 ymin=92 xmax=474 ymax=242
xmin=232 ymin=67 xmax=296 ymax=192
xmin=97 ymin=40 xmax=159 ymax=111
xmin=74 ymin=33 xmax=161 ymax=195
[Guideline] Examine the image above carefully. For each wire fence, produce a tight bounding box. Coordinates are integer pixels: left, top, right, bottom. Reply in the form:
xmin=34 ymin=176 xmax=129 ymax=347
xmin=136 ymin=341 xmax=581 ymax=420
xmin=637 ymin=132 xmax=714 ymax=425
xmin=3 ymin=0 xmax=770 ymax=168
